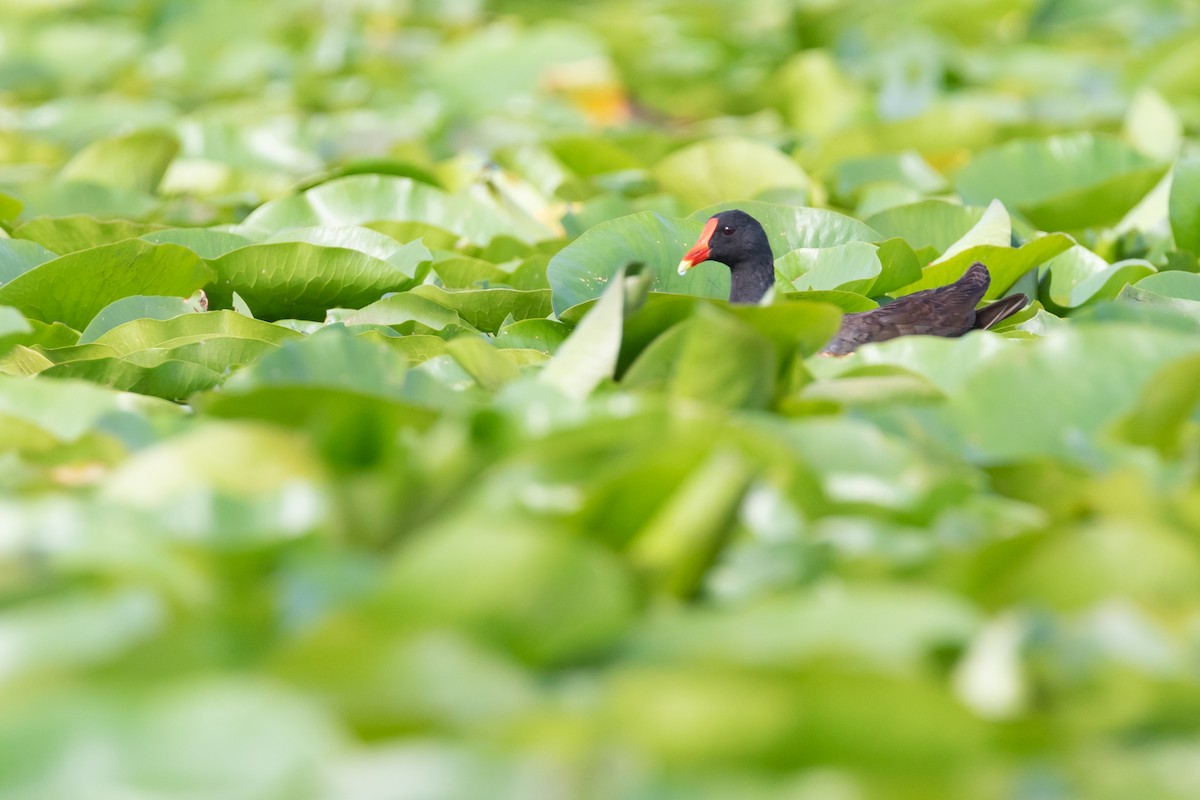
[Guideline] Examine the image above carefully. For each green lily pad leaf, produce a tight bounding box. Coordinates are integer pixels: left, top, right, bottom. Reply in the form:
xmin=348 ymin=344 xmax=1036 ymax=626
xmin=41 ymin=357 xmax=226 ymax=401
xmin=220 ymin=327 xmax=411 ymax=396
xmin=343 ymin=293 xmax=476 ymax=336
xmin=629 ymin=448 xmax=754 ymax=597
xmin=1117 ymin=284 xmax=1200 ymax=320
xmin=14 ymin=215 xmax=165 ymax=255
xmin=87 ymin=310 xmax=300 ymax=356
xmin=831 ymin=151 xmax=947 ymax=201
xmin=669 ymin=305 xmax=778 ymax=409
xmin=870 ymin=237 xmax=924 ymax=295
xmin=691 ymin=201 xmax=881 ymax=260
xmin=59 ymin=129 xmax=179 ymax=194
xmin=431 ymin=255 xmax=510 ymax=288
xmin=625 ymin=300 xmax=839 ymax=402
xmin=727 ymin=301 xmax=844 ymax=359
xmin=937 ymin=199 xmax=1011 ymax=260
xmin=365 ymin=220 xmax=462 ymax=250
xmin=410 ymin=285 xmax=552 ymax=334
xmin=378 ymin=513 xmax=636 ymax=665
xmin=954 ymin=133 xmax=1167 ymax=230
xmin=775 ymin=241 xmax=882 ymax=295
xmin=652 ymin=137 xmax=810 ymax=210
xmin=445 ymin=336 xmax=520 ymax=391
xmin=12 ymin=181 xmax=159 ymax=221
xmin=864 ymin=200 xmax=986 ymax=254
xmin=265 ymin=226 xmax=432 ymax=279
xmin=0 ymin=239 xmax=57 ymax=283
xmin=198 ymin=328 xmax=441 ymax=448
xmin=19 ymin=320 xmax=80 ymax=350
xmin=779 ymin=289 xmax=878 ymax=312
xmin=78 ymin=294 xmax=207 ymax=344
xmin=43 ymin=312 xmax=302 ymax=400
xmin=540 ymin=264 xmax=627 ymax=399
xmin=1130 ymin=270 xmax=1200 ymax=301
xmin=1169 ymin=153 xmax=1200 ymax=256
xmin=0 ymin=373 xmax=183 ymax=443
xmin=548 ymin=212 xmax=727 ymax=315
xmin=0 ymin=306 xmax=32 ymax=360
xmin=898 ymin=234 xmax=1074 ymax=299
xmin=0 ymin=191 xmax=21 ymax=223
xmin=207 ymin=242 xmax=417 ymax=321
xmin=142 ymin=228 xmax=255 ymax=259
xmin=630 ymin=584 xmax=979 ymax=668
xmin=620 ymin=323 xmax=690 ymax=392
xmin=813 ymin=332 xmax=1014 ymax=395
xmin=495 ymin=318 xmax=571 ymax=353
xmin=1043 ymin=246 xmax=1156 ymax=309
xmin=359 ymin=332 xmax=448 ymax=365
xmin=295 ymin=157 xmax=445 ymax=192
xmin=549 ymin=134 xmax=643 ymax=177
xmin=103 ymin=421 xmax=324 ymax=507
xmin=951 ymin=325 xmax=1200 ymax=461
xmin=1124 ymin=87 xmax=1182 ymax=162
xmin=0 ymin=240 xmax=212 ymax=330
xmin=1114 ymin=353 xmax=1200 ymax=455
xmin=0 ymin=345 xmax=54 ymax=377
xmin=242 ymin=174 xmax=550 ymax=245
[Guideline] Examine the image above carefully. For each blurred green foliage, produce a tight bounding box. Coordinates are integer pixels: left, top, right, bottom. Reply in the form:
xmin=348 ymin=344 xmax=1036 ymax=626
xmin=3 ymin=1 xmax=1200 ymax=798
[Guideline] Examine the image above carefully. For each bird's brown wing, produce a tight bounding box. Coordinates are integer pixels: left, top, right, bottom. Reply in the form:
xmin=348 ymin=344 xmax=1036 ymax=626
xmin=821 ymin=262 xmax=993 ymax=355
xmin=973 ymin=293 xmax=1028 ymax=330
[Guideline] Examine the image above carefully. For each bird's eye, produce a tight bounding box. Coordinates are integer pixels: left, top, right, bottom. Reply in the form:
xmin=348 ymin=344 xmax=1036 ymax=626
xmin=721 ymin=226 xmax=735 ymax=236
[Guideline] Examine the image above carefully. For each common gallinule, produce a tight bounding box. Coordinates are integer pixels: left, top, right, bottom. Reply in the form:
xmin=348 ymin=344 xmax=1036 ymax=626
xmin=677 ymin=209 xmax=1028 ymax=355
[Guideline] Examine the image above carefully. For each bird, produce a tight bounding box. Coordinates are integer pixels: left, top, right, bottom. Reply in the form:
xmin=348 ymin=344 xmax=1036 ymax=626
xmin=677 ymin=209 xmax=1028 ymax=355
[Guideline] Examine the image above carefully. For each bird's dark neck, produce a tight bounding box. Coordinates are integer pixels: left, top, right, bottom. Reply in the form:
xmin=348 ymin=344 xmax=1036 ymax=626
xmin=728 ymin=258 xmax=775 ymax=304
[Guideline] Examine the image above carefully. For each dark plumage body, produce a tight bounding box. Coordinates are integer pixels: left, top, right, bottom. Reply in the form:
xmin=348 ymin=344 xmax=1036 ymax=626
xmin=677 ymin=209 xmax=1028 ymax=355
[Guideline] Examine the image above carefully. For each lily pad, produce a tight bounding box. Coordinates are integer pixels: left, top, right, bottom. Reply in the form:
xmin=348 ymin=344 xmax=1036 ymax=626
xmin=954 ymin=133 xmax=1167 ymax=230
xmin=206 ymin=242 xmax=418 ymax=321
xmin=0 ymin=240 xmax=212 ymax=330
xmin=652 ymin=137 xmax=810 ymax=210
xmin=242 ymin=174 xmax=551 ymax=245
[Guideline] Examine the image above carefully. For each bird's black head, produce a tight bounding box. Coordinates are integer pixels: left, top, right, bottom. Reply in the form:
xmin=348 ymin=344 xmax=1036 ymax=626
xmin=677 ymin=209 xmax=773 ymax=275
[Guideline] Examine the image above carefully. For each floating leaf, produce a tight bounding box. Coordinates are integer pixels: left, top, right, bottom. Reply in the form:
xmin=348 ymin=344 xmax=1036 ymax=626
xmin=1043 ymin=246 xmax=1156 ymax=309
xmin=142 ymin=228 xmax=256 ymax=259
xmin=207 ymin=242 xmax=416 ymax=321
xmin=1169 ymin=153 xmax=1200 ymax=255
xmin=1123 ymin=87 xmax=1182 ymax=162
xmin=0 ymin=239 xmax=57 ymax=283
xmin=897 ymin=234 xmax=1074 ymax=298
xmin=775 ymin=241 xmax=882 ymax=294
xmin=14 ymin=215 xmax=164 ymax=254
xmin=410 ymin=285 xmax=551 ymax=333
xmin=344 ymin=292 xmax=475 ymax=336
xmin=669 ymin=305 xmax=778 ymax=409
xmin=79 ymin=294 xmax=206 ymax=344
xmin=242 ymin=174 xmax=550 ymax=245
xmin=0 ymin=191 xmax=21 ymax=223
xmin=629 ymin=448 xmax=754 ymax=597
xmin=265 ymin=226 xmax=432 ymax=278
xmin=0 ymin=306 xmax=32 ymax=360
xmin=59 ymin=129 xmax=179 ymax=194
xmin=445 ymin=336 xmax=520 ymax=391
xmin=548 ymin=212 xmax=726 ymax=315
xmin=0 ymin=240 xmax=212 ymax=330
xmin=955 ymin=133 xmax=1167 ymax=230
xmin=540 ymin=264 xmax=627 ymax=399
xmin=652 ymin=137 xmax=810 ymax=210
xmin=951 ymin=325 xmax=1200 ymax=460
xmin=1114 ymin=353 xmax=1200 ymax=455
xmin=865 ymin=200 xmax=986 ymax=254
